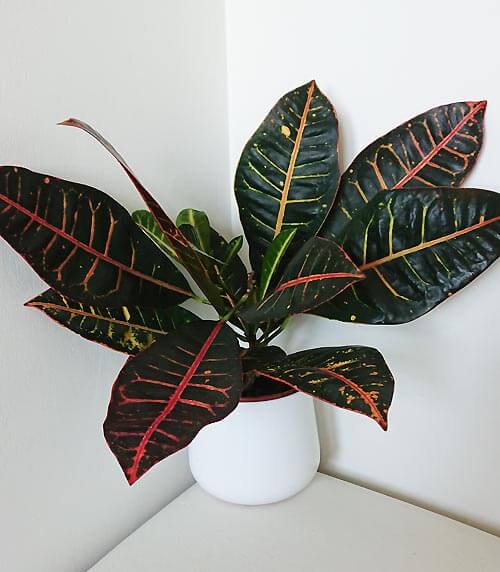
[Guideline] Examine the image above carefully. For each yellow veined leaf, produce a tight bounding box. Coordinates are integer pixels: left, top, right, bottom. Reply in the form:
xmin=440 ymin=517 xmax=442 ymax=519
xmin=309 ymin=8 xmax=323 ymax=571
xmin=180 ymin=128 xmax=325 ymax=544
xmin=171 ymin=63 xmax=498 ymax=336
xmin=316 ymin=188 xmax=500 ymax=324
xmin=235 ymin=80 xmax=339 ymax=273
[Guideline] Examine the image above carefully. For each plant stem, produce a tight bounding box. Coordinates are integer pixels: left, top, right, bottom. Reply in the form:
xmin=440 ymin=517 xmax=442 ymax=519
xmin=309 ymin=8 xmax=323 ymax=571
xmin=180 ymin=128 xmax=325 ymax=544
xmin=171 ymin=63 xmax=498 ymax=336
xmin=257 ymin=317 xmax=290 ymax=345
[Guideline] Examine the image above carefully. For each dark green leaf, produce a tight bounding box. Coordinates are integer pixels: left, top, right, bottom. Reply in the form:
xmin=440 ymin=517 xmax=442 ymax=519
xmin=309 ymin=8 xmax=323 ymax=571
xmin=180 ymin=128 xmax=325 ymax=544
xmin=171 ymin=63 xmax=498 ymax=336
xmin=0 ymin=166 xmax=192 ymax=308
xmin=242 ymin=237 xmax=364 ymax=323
xmin=256 ymin=346 xmax=394 ymax=430
xmin=322 ymin=101 xmax=486 ymax=240
xmin=235 ymin=80 xmax=339 ymax=272
xmin=316 ymin=188 xmax=500 ymax=324
xmin=26 ymin=289 xmax=200 ymax=354
xmin=177 ymin=209 xmax=248 ymax=300
xmin=259 ymin=228 xmax=297 ymax=299
xmin=209 ymin=230 xmax=248 ymax=299
xmin=225 ymin=235 xmax=244 ymax=265
xmin=104 ymin=320 xmax=243 ymax=484
xmin=132 ymin=209 xmax=178 ymax=259
xmin=176 ymin=209 xmax=212 ymax=254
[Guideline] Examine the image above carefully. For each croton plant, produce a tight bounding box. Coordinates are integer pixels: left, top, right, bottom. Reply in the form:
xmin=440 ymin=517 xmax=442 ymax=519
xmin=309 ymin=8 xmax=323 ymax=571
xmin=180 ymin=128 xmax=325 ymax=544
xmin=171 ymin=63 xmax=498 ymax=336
xmin=1 ymin=81 xmax=498 ymax=484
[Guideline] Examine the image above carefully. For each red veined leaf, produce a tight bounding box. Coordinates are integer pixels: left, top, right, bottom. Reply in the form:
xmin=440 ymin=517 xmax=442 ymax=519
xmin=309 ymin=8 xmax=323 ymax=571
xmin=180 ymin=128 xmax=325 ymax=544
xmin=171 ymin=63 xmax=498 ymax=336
xmin=104 ymin=320 xmax=243 ymax=484
xmin=241 ymin=237 xmax=364 ymax=323
xmin=0 ymin=166 xmax=192 ymax=307
xmin=256 ymin=346 xmax=394 ymax=430
xmin=322 ymin=101 xmax=486 ymax=240
xmin=59 ymin=118 xmax=227 ymax=313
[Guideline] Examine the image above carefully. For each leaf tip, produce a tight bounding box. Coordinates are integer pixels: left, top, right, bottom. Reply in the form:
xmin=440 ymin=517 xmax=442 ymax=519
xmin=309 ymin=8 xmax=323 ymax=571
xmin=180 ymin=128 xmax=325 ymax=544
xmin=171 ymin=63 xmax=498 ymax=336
xmin=471 ymin=100 xmax=487 ymax=112
xmin=57 ymin=118 xmax=76 ymax=127
xmin=306 ymin=79 xmax=319 ymax=94
xmin=58 ymin=117 xmax=91 ymax=132
xmin=122 ymin=460 xmax=140 ymax=485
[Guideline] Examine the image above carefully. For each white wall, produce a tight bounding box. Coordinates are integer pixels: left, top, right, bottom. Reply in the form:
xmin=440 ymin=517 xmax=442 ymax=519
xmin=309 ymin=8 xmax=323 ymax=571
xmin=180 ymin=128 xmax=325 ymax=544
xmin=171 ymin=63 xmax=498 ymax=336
xmin=0 ymin=1 xmax=229 ymax=571
xmin=225 ymin=0 xmax=500 ymax=535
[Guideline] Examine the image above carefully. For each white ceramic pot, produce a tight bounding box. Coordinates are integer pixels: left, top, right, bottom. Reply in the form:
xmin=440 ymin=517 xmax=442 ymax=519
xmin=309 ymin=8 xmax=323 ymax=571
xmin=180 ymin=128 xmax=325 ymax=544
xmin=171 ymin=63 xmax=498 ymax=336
xmin=188 ymin=392 xmax=320 ymax=505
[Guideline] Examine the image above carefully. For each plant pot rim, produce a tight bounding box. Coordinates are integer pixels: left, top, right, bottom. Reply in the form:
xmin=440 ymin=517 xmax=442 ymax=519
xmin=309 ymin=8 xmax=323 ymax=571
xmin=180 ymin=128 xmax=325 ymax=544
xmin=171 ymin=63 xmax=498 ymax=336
xmin=239 ymin=387 xmax=297 ymax=404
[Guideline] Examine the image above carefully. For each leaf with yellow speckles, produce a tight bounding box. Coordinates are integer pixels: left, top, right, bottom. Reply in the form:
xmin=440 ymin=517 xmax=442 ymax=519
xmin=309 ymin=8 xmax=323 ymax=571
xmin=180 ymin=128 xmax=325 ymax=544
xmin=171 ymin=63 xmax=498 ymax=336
xmin=26 ymin=289 xmax=200 ymax=354
xmin=255 ymin=346 xmax=394 ymax=430
xmin=235 ymin=80 xmax=340 ymax=274
xmin=321 ymin=101 xmax=486 ymax=241
xmin=314 ymin=188 xmax=500 ymax=324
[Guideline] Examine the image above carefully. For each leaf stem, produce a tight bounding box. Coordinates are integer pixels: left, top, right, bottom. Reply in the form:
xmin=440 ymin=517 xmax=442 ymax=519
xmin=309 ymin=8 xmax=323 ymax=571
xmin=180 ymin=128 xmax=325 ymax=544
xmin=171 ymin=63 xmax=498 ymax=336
xmin=257 ymin=316 xmax=291 ymax=345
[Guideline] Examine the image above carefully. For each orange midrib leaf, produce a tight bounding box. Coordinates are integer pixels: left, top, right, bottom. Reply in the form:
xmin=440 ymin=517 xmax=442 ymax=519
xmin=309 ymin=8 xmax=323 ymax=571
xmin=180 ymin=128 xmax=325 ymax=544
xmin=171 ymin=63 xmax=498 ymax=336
xmin=394 ymin=101 xmax=486 ymax=189
xmin=360 ymin=214 xmax=500 ymax=272
xmin=0 ymin=192 xmax=193 ymax=297
xmin=273 ymin=80 xmax=315 ymax=238
xmin=275 ymin=271 xmax=364 ymax=292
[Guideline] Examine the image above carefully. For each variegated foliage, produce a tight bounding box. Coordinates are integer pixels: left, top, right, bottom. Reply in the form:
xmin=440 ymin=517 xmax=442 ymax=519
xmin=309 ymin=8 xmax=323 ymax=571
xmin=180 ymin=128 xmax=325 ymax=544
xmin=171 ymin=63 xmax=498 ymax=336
xmin=1 ymin=81 xmax=497 ymax=485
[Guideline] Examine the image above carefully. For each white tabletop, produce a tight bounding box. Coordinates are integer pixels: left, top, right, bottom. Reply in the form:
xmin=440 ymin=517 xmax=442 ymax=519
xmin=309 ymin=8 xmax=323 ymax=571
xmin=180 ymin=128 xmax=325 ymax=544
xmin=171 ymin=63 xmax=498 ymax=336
xmin=91 ymin=473 xmax=500 ymax=571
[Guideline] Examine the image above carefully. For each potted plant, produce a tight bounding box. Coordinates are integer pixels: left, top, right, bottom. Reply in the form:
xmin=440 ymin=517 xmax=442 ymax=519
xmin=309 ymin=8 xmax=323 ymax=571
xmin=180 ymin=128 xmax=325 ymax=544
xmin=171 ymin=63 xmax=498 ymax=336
xmin=1 ymin=81 xmax=498 ymax=505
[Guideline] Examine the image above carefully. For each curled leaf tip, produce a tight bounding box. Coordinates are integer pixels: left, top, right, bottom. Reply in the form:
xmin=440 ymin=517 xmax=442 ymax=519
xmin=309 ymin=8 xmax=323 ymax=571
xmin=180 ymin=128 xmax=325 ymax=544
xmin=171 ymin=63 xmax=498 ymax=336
xmin=57 ymin=118 xmax=75 ymax=126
